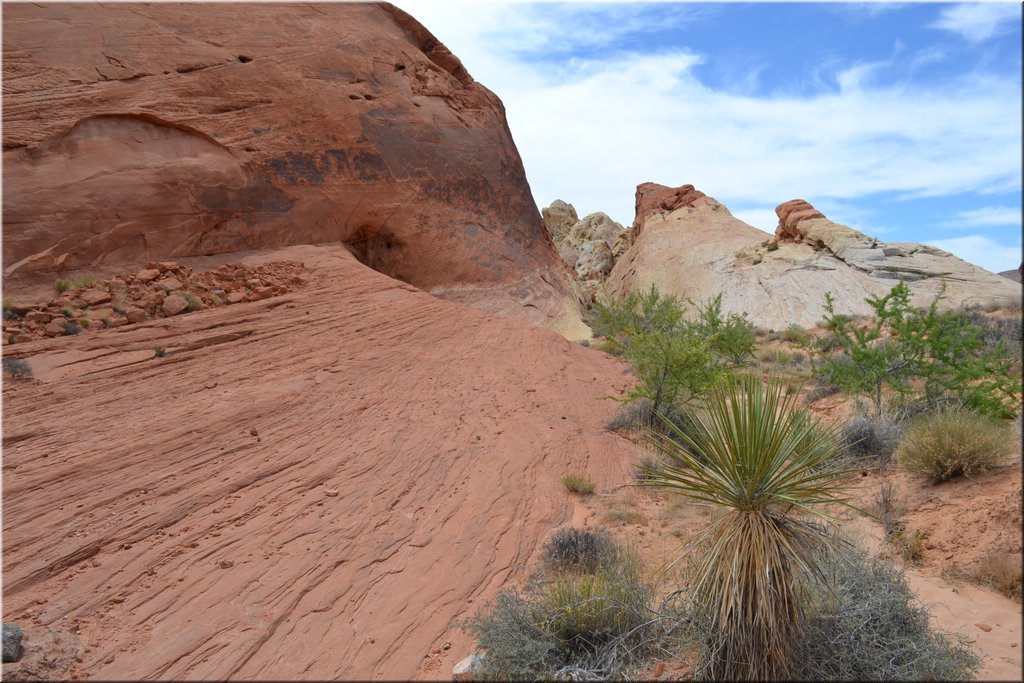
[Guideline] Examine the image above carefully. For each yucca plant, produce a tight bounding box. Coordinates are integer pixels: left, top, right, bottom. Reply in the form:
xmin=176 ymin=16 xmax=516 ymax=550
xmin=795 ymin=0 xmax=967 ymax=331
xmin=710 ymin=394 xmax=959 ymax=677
xmin=638 ymin=375 xmax=857 ymax=681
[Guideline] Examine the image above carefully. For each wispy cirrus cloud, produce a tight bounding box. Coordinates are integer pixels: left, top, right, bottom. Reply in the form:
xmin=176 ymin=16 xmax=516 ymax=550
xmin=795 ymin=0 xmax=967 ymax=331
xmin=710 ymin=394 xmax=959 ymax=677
xmin=929 ymin=3 xmax=1021 ymax=44
xmin=939 ymin=206 xmax=1021 ymax=229
xmin=926 ymin=235 xmax=1022 ymax=273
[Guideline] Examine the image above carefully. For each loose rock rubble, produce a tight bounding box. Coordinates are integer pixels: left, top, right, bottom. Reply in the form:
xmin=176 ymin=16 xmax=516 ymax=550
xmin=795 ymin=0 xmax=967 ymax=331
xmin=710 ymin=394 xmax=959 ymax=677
xmin=2 ymin=261 xmax=307 ymax=345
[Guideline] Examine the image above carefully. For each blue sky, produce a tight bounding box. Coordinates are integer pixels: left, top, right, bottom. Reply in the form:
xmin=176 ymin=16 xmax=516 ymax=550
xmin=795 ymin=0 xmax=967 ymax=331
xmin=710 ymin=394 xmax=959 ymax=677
xmin=394 ymin=0 xmax=1022 ymax=273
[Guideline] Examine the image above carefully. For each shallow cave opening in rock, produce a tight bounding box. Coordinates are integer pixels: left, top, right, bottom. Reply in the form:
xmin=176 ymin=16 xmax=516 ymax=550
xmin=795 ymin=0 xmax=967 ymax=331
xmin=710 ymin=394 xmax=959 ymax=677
xmin=344 ymin=224 xmax=410 ymax=284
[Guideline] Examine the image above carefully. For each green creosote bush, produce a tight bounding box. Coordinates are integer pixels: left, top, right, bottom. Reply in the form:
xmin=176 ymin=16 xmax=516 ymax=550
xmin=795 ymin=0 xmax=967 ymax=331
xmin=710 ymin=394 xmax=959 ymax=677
xmin=561 ymin=473 xmax=595 ymax=495
xmin=789 ymin=543 xmax=981 ymax=681
xmin=592 ymin=286 xmax=742 ymax=417
xmin=816 ymin=282 xmax=1020 ymax=419
xmin=3 ymin=357 xmax=33 ymax=379
xmin=895 ymin=408 xmax=1014 ymax=483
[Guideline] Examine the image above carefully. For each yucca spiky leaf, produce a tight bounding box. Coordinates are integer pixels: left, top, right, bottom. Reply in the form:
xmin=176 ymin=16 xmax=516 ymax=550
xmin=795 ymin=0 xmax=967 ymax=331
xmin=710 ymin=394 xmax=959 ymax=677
xmin=638 ymin=374 xmax=859 ymax=680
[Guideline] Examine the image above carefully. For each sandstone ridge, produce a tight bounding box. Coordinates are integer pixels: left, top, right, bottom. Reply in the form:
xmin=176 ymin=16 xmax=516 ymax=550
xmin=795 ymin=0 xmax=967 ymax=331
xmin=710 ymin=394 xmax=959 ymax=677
xmin=606 ymin=183 xmax=1021 ymax=329
xmin=2 ymin=2 xmax=585 ymax=337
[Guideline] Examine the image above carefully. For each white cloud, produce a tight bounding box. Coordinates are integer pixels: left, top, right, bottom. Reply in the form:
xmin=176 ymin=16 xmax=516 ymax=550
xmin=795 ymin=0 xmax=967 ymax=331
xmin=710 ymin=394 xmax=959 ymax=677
xmin=930 ymin=3 xmax=1021 ymax=43
xmin=939 ymin=206 xmax=1021 ymax=228
xmin=394 ymin=1 xmax=1021 ymax=233
xmin=926 ymin=235 xmax=1022 ymax=273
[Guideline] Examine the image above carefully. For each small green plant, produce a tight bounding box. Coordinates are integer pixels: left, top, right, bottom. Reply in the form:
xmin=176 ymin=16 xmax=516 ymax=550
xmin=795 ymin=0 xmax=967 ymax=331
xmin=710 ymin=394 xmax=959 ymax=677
xmin=79 ymin=317 xmax=91 ymax=329
xmin=3 ymin=357 xmax=32 ymax=379
xmin=55 ymin=278 xmax=70 ymax=293
xmin=892 ymin=527 xmax=928 ymax=565
xmin=2 ymin=299 xmax=19 ymax=321
xmin=59 ymin=321 xmax=81 ymax=336
xmin=61 ymin=306 xmax=74 ymax=318
xmin=561 ymin=473 xmax=595 ymax=495
xmin=896 ymin=408 xmax=1013 ymax=482
xmin=154 ymin=346 xmax=166 ymax=358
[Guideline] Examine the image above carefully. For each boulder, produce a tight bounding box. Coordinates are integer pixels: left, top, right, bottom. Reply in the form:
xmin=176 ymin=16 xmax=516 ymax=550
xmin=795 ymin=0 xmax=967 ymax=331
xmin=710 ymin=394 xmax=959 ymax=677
xmin=2 ymin=3 xmax=586 ymax=338
xmin=2 ymin=622 xmax=23 ymax=663
xmin=542 ymin=200 xmax=579 ymax=242
xmin=452 ymin=652 xmax=485 ymax=681
xmin=43 ymin=322 xmax=65 ymax=337
xmin=81 ymin=289 xmax=112 ymax=307
xmin=161 ymin=295 xmax=189 ymax=317
xmin=135 ymin=269 xmax=161 ymax=283
xmin=125 ymin=307 xmax=148 ymax=324
xmin=574 ymin=240 xmax=614 ymax=281
xmin=566 ymin=212 xmax=623 ymax=247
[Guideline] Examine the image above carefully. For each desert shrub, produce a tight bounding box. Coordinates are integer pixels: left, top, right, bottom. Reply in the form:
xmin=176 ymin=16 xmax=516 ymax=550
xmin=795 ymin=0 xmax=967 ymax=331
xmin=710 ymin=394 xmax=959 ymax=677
xmin=817 ymin=282 xmax=1020 ymax=419
xmin=592 ymin=286 xmax=735 ymax=415
xmin=693 ymin=293 xmax=756 ymax=366
xmin=606 ymin=399 xmax=703 ymax=444
xmin=896 ymin=408 xmax=1013 ymax=482
xmin=757 ymin=347 xmax=792 ymax=365
xmin=154 ymin=346 xmax=166 ymax=358
xmin=841 ymin=414 xmax=902 ymax=463
xmin=972 ymin=551 xmax=1023 ymax=602
xmin=59 ymin=321 xmax=81 ymax=336
xmin=54 ymin=278 xmax=70 ymax=293
xmin=602 ymin=508 xmax=648 ymax=526
xmin=79 ymin=316 xmax=91 ymax=329
xmin=780 ymin=325 xmax=810 ymax=345
xmin=561 ymin=473 xmax=595 ymax=495
xmin=872 ymin=481 xmax=904 ymax=539
xmin=465 ymin=591 xmax=559 ymax=680
xmin=2 ymin=301 xmax=19 ymax=321
xmin=466 ymin=541 xmax=667 ymax=680
xmin=3 ymin=357 xmax=32 ymax=379
xmin=642 ymin=375 xmax=855 ymax=680
xmin=789 ymin=544 xmax=981 ymax=681
xmin=803 ymin=377 xmax=840 ymax=404
xmin=534 ymin=566 xmax=650 ymax=654
xmin=892 ymin=527 xmax=928 ymax=565
xmin=578 ymin=338 xmax=590 ymax=348
xmin=632 ymin=454 xmax=662 ymax=483
xmin=542 ymin=528 xmax=619 ymax=575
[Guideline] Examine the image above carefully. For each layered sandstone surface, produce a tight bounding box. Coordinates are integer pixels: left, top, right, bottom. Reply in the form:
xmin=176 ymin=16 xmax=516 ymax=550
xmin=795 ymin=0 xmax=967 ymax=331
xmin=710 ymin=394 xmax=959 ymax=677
xmin=2 ymin=2 xmax=585 ymax=336
xmin=1 ymin=245 xmax=634 ymax=680
xmin=607 ymin=183 xmax=1021 ymax=329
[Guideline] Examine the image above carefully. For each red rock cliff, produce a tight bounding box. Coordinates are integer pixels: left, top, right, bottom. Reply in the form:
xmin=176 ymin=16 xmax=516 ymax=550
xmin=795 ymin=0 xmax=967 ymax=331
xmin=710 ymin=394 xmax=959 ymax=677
xmin=2 ymin=2 xmax=582 ymax=332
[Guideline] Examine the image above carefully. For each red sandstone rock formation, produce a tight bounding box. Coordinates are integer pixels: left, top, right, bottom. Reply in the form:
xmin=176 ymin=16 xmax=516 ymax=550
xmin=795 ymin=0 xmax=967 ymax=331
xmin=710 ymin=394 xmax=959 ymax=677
xmin=0 ymin=244 xmax=635 ymax=681
xmin=631 ymin=182 xmax=709 ymax=240
xmin=2 ymin=2 xmax=583 ymax=334
xmin=774 ymin=199 xmax=825 ymax=241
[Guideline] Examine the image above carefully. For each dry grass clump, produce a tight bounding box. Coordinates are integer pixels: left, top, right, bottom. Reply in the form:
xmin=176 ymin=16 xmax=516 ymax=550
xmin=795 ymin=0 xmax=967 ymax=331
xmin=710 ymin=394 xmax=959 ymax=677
xmin=972 ymin=551 xmax=1023 ymax=602
xmin=842 ymin=414 xmax=902 ymax=463
xmin=561 ymin=473 xmax=595 ymax=495
xmin=896 ymin=408 xmax=1014 ymax=482
xmin=465 ymin=532 xmax=675 ymax=680
xmin=602 ymin=508 xmax=648 ymax=526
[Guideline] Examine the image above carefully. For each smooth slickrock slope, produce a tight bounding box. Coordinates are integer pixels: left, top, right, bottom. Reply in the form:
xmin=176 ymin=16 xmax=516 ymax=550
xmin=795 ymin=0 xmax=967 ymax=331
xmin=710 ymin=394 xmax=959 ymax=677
xmin=607 ymin=183 xmax=1021 ymax=329
xmin=2 ymin=2 xmax=585 ymax=337
xmin=1 ymin=245 xmax=634 ymax=680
